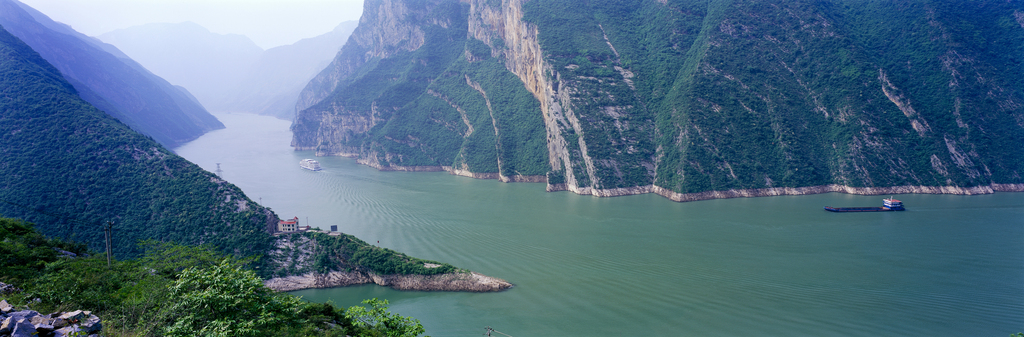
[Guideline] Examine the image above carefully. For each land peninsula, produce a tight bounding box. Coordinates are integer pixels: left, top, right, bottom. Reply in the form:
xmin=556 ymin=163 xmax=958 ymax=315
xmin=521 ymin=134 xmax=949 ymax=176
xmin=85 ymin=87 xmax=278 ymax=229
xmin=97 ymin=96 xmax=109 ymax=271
xmin=264 ymin=231 xmax=512 ymax=292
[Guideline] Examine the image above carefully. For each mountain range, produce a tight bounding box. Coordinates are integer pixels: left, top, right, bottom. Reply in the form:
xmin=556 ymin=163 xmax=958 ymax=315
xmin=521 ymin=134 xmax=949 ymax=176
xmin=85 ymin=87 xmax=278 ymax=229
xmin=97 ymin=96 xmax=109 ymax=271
xmin=292 ymin=0 xmax=1024 ymax=200
xmin=99 ymin=20 xmax=358 ymax=119
xmin=0 ymin=0 xmax=223 ymax=148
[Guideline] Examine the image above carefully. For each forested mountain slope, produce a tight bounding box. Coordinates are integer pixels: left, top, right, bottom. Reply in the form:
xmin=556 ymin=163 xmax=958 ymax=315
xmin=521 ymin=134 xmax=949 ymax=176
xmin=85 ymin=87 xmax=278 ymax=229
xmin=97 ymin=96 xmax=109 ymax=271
xmin=0 ymin=0 xmax=223 ymax=148
xmin=0 ymin=23 xmax=276 ymax=260
xmin=293 ymin=0 xmax=1024 ymax=199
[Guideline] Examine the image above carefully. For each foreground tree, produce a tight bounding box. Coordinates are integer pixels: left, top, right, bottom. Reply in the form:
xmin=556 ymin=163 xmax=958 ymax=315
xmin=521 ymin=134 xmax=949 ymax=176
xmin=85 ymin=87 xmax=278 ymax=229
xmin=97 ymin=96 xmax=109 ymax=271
xmin=345 ymin=298 xmax=426 ymax=337
xmin=164 ymin=259 xmax=303 ymax=337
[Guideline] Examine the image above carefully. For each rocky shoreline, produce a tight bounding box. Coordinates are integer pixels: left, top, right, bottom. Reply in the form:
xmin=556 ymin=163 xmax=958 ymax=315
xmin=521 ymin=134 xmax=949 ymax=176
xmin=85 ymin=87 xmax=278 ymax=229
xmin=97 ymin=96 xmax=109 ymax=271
xmin=550 ymin=182 xmax=1024 ymax=200
xmin=340 ymin=157 xmax=1024 ymax=201
xmin=264 ymin=270 xmax=513 ymax=292
xmin=650 ymin=183 xmax=1024 ymax=202
xmin=355 ymin=159 xmax=547 ymax=183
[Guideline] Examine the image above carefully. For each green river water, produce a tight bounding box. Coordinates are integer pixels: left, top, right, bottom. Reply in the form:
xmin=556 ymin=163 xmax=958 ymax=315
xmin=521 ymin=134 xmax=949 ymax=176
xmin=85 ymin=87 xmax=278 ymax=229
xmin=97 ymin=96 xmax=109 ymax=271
xmin=176 ymin=113 xmax=1024 ymax=336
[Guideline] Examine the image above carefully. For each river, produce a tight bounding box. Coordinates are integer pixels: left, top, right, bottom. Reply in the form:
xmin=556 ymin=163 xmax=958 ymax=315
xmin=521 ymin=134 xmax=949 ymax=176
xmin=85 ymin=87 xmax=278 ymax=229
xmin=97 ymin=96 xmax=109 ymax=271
xmin=175 ymin=113 xmax=1024 ymax=336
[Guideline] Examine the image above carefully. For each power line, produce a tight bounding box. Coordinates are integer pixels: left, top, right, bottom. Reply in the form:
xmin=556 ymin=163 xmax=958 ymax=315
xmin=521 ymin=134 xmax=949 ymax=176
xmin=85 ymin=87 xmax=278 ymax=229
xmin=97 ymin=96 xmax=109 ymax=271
xmin=484 ymin=327 xmax=512 ymax=337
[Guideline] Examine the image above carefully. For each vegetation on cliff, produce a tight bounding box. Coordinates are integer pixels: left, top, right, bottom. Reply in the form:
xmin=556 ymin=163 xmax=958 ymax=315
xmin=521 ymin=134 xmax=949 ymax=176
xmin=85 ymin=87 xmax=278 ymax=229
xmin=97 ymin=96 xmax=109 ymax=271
xmin=294 ymin=0 xmax=1023 ymax=197
xmin=0 ymin=217 xmax=426 ymax=336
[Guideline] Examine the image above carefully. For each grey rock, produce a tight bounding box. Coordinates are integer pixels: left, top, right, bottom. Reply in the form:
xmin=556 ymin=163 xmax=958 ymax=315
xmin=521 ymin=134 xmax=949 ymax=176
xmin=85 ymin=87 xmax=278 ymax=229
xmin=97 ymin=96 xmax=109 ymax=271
xmin=30 ymin=314 xmax=50 ymax=325
xmin=54 ymin=325 xmax=83 ymax=337
xmin=51 ymin=317 xmax=68 ymax=328
xmin=0 ymin=281 xmax=18 ymax=294
xmin=0 ymin=316 xmax=14 ymax=334
xmin=0 ymin=299 xmax=11 ymax=313
xmin=57 ymin=310 xmax=83 ymax=323
xmin=80 ymin=314 xmax=102 ymax=333
xmin=7 ymin=310 xmax=38 ymax=322
xmin=53 ymin=247 xmax=78 ymax=258
xmin=10 ymin=319 xmax=36 ymax=337
xmin=34 ymin=323 xmax=54 ymax=333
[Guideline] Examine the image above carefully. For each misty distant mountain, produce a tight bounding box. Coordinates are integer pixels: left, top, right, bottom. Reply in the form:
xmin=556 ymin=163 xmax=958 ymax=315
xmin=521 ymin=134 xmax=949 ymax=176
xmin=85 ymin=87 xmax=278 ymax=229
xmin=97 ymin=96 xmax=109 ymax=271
xmin=224 ymin=21 xmax=358 ymax=119
xmin=98 ymin=22 xmax=263 ymax=112
xmin=0 ymin=0 xmax=223 ymax=148
xmin=98 ymin=21 xmax=357 ymax=119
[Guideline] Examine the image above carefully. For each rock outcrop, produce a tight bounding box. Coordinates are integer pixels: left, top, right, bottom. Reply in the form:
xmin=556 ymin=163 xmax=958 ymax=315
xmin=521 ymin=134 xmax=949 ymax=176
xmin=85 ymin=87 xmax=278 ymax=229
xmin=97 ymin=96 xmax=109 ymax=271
xmin=265 ymin=270 xmax=512 ymax=292
xmin=0 ymin=307 xmax=103 ymax=337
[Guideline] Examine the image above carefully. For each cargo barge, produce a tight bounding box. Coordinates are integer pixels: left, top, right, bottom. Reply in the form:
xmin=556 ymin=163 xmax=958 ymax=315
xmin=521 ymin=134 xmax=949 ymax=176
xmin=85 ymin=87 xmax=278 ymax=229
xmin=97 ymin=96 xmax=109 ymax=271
xmin=824 ymin=198 xmax=904 ymax=212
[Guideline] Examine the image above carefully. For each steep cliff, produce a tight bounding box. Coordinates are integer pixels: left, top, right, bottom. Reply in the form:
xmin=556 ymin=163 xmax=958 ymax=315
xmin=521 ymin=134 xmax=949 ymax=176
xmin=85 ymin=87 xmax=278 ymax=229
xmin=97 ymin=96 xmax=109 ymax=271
xmin=293 ymin=0 xmax=1024 ymax=199
xmin=292 ymin=0 xmax=548 ymax=180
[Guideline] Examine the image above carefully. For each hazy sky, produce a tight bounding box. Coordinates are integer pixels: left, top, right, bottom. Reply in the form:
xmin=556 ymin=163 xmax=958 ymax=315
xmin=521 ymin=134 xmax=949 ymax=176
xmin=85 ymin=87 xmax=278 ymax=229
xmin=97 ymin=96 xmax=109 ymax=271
xmin=18 ymin=0 xmax=364 ymax=49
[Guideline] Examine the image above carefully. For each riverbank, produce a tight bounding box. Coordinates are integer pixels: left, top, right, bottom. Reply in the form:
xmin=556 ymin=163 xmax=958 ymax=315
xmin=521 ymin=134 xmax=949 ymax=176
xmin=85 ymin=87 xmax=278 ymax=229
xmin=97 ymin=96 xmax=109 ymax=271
xmin=335 ymin=156 xmax=1024 ymax=201
xmin=264 ymin=270 xmax=513 ymax=292
xmin=649 ymin=183 xmax=1024 ymax=202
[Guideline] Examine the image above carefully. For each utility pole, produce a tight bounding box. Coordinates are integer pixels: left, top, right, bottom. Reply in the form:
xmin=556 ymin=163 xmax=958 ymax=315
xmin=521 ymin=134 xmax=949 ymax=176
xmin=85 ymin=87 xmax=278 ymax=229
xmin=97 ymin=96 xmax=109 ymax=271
xmin=104 ymin=221 xmax=113 ymax=268
xmin=215 ymin=163 xmax=223 ymax=178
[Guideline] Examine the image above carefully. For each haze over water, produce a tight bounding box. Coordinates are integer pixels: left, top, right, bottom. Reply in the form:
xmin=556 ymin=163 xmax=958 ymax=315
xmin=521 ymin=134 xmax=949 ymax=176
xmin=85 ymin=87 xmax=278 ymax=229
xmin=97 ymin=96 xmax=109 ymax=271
xmin=176 ymin=113 xmax=1024 ymax=336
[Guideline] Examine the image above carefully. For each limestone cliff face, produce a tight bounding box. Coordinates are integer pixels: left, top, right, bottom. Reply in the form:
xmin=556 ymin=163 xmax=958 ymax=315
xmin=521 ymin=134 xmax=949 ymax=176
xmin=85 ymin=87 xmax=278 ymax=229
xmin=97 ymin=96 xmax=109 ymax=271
xmin=474 ymin=0 xmax=658 ymax=193
xmin=292 ymin=0 xmax=1024 ymax=201
xmin=295 ymin=0 xmax=432 ymax=113
xmin=291 ymin=0 xmax=446 ymax=153
xmin=291 ymin=0 xmax=464 ymax=156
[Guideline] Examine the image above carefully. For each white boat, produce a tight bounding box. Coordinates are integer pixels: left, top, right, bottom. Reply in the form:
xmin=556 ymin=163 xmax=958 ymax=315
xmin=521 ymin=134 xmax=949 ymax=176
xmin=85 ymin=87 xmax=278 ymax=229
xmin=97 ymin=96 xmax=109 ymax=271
xmin=300 ymin=159 xmax=322 ymax=171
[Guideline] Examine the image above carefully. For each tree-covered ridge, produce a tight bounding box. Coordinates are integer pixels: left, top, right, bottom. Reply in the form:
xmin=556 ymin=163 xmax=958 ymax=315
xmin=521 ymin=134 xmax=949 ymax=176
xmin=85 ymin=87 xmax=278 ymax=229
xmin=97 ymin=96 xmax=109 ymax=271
xmin=0 ymin=23 xmax=276 ymax=262
xmin=295 ymin=0 xmax=1022 ymax=196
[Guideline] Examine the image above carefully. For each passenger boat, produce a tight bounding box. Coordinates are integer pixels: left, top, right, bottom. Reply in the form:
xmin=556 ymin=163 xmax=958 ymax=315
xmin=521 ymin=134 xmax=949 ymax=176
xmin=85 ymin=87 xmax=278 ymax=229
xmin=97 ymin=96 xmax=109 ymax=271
xmin=299 ymin=159 xmax=322 ymax=171
xmin=824 ymin=198 xmax=904 ymax=212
